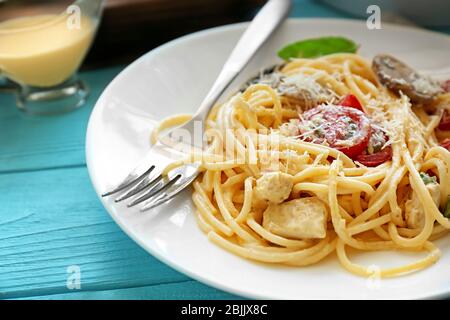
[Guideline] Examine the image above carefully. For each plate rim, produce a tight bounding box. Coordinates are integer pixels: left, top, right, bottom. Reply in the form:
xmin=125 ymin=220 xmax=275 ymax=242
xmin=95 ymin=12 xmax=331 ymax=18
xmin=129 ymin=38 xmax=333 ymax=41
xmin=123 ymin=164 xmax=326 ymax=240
xmin=86 ymin=18 xmax=450 ymax=300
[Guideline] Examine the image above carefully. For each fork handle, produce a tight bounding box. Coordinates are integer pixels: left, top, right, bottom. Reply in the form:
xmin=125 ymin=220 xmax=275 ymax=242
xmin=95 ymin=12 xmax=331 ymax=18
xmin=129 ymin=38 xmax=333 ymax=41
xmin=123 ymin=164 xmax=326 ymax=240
xmin=192 ymin=0 xmax=292 ymax=122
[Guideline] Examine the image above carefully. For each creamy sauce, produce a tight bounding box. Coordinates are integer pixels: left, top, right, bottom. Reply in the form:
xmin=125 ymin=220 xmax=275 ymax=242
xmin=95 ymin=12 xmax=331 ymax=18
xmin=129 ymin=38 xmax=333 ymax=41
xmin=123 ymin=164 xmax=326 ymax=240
xmin=0 ymin=14 xmax=95 ymax=87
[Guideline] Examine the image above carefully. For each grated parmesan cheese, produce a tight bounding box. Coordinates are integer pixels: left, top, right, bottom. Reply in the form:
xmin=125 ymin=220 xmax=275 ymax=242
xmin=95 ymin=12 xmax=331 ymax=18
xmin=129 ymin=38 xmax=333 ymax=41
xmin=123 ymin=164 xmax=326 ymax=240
xmin=411 ymin=76 xmax=441 ymax=95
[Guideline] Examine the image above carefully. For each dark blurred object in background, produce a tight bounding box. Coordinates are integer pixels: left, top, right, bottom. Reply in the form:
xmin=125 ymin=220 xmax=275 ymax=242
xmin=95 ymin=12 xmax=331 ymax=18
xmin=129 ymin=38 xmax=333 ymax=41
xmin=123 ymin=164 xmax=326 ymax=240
xmin=89 ymin=0 xmax=264 ymax=68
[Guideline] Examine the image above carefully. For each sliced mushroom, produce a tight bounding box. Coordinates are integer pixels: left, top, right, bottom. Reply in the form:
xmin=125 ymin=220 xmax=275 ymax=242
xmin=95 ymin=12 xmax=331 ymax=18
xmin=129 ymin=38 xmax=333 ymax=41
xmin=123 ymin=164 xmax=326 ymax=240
xmin=241 ymin=64 xmax=334 ymax=110
xmin=242 ymin=64 xmax=282 ymax=90
xmin=372 ymin=54 xmax=442 ymax=104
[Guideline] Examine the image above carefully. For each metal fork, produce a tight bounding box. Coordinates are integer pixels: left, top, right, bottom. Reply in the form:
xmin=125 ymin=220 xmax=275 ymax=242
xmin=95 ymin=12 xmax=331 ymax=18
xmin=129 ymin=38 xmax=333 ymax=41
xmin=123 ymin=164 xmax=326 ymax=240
xmin=102 ymin=0 xmax=292 ymax=211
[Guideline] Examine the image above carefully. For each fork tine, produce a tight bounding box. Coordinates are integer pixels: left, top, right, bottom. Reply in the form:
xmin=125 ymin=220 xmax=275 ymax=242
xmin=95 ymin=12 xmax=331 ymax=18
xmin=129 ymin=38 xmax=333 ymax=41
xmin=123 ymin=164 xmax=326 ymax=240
xmin=140 ymin=192 xmax=171 ymax=212
xmin=139 ymin=169 xmax=200 ymax=211
xmin=139 ymin=183 xmax=186 ymax=212
xmin=102 ymin=164 xmax=156 ymax=197
xmin=114 ymin=172 xmax=163 ymax=202
xmin=127 ymin=174 xmax=182 ymax=208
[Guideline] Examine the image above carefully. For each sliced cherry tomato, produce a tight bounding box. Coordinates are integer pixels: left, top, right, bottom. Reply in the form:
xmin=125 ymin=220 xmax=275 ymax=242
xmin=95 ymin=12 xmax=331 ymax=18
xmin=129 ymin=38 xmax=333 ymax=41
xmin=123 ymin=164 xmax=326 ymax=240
xmin=438 ymin=110 xmax=450 ymax=131
xmin=355 ymin=146 xmax=392 ymax=167
xmin=338 ymin=94 xmax=364 ymax=112
xmin=440 ymin=138 xmax=450 ymax=151
xmin=442 ymin=80 xmax=450 ymax=93
xmin=301 ymin=105 xmax=371 ymax=158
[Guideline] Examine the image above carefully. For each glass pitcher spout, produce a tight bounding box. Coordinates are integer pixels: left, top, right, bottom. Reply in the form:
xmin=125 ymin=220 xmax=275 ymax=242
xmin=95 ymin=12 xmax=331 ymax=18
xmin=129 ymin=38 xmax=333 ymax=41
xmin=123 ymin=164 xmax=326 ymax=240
xmin=73 ymin=0 xmax=105 ymax=22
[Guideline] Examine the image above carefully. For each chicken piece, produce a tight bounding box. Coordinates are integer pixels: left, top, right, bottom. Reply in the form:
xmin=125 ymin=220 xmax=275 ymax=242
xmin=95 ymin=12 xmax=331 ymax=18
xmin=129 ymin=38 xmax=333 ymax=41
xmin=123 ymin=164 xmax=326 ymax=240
xmin=263 ymin=197 xmax=327 ymax=239
xmin=254 ymin=172 xmax=294 ymax=204
xmin=405 ymin=183 xmax=440 ymax=229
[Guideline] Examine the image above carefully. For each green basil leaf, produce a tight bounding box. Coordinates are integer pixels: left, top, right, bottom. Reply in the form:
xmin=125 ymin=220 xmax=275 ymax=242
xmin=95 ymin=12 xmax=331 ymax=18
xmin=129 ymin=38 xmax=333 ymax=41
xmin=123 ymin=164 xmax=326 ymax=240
xmin=278 ymin=36 xmax=358 ymax=60
xmin=420 ymin=172 xmax=437 ymax=185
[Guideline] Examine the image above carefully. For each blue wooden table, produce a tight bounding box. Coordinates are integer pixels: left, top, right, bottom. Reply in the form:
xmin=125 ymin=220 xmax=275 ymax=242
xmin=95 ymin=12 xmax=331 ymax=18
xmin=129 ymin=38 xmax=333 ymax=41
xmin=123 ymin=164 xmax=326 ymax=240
xmin=1 ymin=0 xmax=448 ymax=300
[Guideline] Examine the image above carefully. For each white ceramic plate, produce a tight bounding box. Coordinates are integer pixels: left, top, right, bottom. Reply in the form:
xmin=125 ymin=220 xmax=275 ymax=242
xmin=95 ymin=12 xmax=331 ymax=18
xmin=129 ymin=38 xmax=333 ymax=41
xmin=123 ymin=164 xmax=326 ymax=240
xmin=86 ymin=19 xmax=450 ymax=300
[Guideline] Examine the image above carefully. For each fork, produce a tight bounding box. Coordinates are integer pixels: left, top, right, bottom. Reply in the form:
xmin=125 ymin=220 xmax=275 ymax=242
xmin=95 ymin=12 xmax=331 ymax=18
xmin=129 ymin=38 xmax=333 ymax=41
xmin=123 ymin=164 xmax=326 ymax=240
xmin=102 ymin=0 xmax=292 ymax=211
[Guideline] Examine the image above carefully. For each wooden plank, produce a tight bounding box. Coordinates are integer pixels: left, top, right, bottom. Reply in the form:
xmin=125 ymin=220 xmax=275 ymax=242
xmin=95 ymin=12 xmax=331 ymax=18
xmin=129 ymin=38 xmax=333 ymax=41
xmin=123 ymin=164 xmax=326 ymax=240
xmin=18 ymin=280 xmax=240 ymax=300
xmin=0 ymin=166 xmax=201 ymax=299
xmin=290 ymin=0 xmax=348 ymax=18
xmin=0 ymin=66 xmax=123 ymax=173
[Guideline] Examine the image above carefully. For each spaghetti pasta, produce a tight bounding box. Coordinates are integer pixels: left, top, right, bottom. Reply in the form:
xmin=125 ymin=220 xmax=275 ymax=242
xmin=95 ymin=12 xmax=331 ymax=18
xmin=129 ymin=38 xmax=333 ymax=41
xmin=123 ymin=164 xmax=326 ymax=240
xmin=153 ymin=52 xmax=450 ymax=277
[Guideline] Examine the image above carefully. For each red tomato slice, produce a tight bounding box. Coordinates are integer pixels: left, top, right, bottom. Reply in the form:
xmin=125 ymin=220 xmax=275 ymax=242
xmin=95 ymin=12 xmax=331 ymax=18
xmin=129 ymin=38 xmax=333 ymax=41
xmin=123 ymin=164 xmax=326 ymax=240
xmin=301 ymin=105 xmax=371 ymax=158
xmin=440 ymin=138 xmax=450 ymax=151
xmin=355 ymin=146 xmax=392 ymax=167
xmin=438 ymin=110 xmax=450 ymax=131
xmin=338 ymin=94 xmax=364 ymax=112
